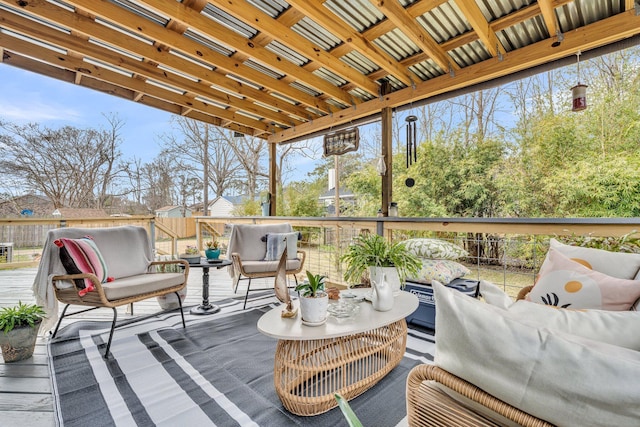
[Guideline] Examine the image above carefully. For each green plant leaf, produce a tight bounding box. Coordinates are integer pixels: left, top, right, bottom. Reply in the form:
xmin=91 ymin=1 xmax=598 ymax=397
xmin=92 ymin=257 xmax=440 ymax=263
xmin=335 ymin=393 xmax=364 ymax=427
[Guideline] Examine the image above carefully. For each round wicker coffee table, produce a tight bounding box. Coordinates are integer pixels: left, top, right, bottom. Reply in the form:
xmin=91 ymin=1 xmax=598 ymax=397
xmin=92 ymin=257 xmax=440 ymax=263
xmin=257 ymin=291 xmax=419 ymax=416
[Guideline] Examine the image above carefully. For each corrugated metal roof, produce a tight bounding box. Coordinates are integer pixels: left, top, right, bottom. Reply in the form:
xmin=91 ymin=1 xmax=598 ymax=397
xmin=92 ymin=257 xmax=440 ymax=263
xmin=1 ymin=0 xmax=637 ymax=140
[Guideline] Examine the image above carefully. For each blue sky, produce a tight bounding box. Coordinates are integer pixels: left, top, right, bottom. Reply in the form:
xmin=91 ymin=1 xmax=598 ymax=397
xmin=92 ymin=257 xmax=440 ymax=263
xmin=0 ymin=64 xmax=177 ymax=162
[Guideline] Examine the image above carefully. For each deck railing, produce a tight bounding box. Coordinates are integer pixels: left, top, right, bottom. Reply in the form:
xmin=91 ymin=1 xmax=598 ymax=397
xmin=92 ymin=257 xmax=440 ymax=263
xmin=2 ymin=216 xmax=639 ymax=298
xmin=195 ymin=216 xmax=640 ymax=298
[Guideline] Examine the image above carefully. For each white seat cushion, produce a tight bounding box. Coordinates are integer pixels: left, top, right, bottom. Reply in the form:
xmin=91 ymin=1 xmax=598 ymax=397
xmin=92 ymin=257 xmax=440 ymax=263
xmin=103 ymin=273 xmax=185 ymax=300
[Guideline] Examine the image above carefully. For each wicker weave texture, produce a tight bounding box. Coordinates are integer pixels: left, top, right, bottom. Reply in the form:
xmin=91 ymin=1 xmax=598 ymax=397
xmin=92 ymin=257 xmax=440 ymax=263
xmin=406 ymin=365 xmax=554 ymax=427
xmin=274 ymin=319 xmax=407 ymax=416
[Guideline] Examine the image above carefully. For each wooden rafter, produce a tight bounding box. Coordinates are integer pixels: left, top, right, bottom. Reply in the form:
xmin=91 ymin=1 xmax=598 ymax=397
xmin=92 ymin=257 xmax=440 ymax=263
xmin=373 ymin=0 xmax=458 ymax=72
xmin=269 ymin=9 xmax=640 ymax=143
xmin=454 ymin=0 xmax=504 ymax=57
xmin=538 ymin=0 xmax=559 ymax=39
xmin=61 ymin=0 xmax=335 ymax=116
xmin=0 ymin=0 xmax=636 ymax=141
xmin=208 ymin=0 xmax=381 ymax=96
xmin=286 ymin=0 xmax=414 ymax=87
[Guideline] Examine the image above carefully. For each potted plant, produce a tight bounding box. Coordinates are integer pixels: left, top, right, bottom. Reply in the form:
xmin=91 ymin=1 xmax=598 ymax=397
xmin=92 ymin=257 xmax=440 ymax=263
xmin=204 ymin=240 xmax=221 ymax=260
xmin=180 ymin=244 xmax=201 ymax=265
xmin=340 ymin=233 xmax=422 ymax=294
xmin=0 ymin=301 xmax=46 ymax=363
xmin=295 ymin=271 xmax=329 ymax=324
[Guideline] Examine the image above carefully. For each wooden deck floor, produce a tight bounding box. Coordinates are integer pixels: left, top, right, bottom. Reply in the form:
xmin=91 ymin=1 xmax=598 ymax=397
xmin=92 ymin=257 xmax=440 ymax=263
xmin=0 ymin=265 xmax=273 ymax=427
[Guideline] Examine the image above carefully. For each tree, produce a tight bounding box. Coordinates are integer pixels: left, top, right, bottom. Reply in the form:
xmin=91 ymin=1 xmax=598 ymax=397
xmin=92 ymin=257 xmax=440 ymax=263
xmin=0 ymin=115 xmax=125 ymax=209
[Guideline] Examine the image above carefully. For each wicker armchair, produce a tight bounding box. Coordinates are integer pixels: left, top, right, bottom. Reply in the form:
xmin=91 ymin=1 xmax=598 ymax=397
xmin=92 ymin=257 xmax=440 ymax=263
xmin=227 ymin=223 xmax=305 ymax=308
xmin=34 ymin=226 xmax=189 ymax=358
xmin=406 ymin=365 xmax=554 ymax=427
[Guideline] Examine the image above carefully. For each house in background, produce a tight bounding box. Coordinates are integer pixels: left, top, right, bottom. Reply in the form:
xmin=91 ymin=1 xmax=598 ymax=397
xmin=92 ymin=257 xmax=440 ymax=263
xmin=0 ymin=194 xmax=53 ymax=217
xmin=319 ymin=169 xmax=356 ymax=215
xmin=155 ymin=205 xmax=192 ymax=218
xmin=208 ymin=196 xmax=244 ymax=217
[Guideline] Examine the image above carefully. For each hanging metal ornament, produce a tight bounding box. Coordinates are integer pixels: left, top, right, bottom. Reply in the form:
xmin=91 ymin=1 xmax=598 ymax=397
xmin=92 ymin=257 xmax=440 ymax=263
xmin=405 ymin=115 xmax=418 ymax=187
xmin=571 ymin=51 xmax=587 ymax=112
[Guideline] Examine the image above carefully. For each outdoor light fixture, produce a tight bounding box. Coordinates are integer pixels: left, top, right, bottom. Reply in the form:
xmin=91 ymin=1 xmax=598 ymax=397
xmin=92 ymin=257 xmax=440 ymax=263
xmin=571 ymin=51 xmax=587 ymax=112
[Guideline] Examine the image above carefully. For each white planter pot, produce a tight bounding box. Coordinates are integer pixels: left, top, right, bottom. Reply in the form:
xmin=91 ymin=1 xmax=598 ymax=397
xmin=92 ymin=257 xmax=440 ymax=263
xmin=157 ymin=287 xmax=187 ymax=310
xmin=299 ymin=292 xmax=328 ymax=323
xmin=369 ymin=266 xmax=401 ymax=296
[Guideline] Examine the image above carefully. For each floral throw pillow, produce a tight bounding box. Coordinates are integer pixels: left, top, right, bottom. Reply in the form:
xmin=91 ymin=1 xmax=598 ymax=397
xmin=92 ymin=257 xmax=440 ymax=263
xmin=403 ymin=238 xmax=468 ymax=260
xmin=527 ymin=247 xmax=640 ymax=310
xmin=407 ymin=259 xmax=470 ymax=285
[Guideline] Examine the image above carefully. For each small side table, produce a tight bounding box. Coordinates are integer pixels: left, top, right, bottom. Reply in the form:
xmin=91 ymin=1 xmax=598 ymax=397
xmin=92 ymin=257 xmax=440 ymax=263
xmin=187 ymin=259 xmax=232 ymax=315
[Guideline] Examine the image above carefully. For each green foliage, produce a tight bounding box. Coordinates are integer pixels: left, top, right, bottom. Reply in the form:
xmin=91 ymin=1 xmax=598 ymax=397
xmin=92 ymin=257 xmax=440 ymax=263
xmin=334 ymin=393 xmax=363 ymax=427
xmin=558 ymin=232 xmax=640 ymax=254
xmin=295 ymin=271 xmax=326 ymax=297
xmin=232 ymin=198 xmax=260 ymax=216
xmin=340 ymin=233 xmax=422 ymax=284
xmin=0 ymin=302 xmax=46 ymax=334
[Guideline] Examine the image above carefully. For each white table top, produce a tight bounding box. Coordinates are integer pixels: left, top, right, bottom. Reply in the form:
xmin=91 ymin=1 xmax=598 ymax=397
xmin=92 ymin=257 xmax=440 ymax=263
xmin=257 ymin=290 xmax=419 ymax=340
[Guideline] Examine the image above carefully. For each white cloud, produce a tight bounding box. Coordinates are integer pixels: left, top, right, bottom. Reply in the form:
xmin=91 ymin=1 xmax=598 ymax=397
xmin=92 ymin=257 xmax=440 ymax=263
xmin=0 ymin=98 xmax=82 ymax=122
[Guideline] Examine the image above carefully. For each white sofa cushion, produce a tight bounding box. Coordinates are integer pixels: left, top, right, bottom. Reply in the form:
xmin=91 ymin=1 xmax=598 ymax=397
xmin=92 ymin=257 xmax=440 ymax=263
xmin=548 ymin=238 xmax=640 ymax=280
xmin=480 ymin=280 xmax=640 ymax=351
xmin=434 ymin=281 xmax=640 ymax=427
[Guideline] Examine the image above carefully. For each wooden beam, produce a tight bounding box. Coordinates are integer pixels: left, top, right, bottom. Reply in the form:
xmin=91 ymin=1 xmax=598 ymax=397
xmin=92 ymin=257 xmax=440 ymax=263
xmin=0 ymin=31 xmax=273 ymax=133
xmin=208 ymin=0 xmax=380 ymax=96
xmin=454 ymin=0 xmax=504 ymax=57
xmin=269 ymin=142 xmax=277 ymax=215
xmin=373 ymin=0 xmax=458 ymax=72
xmin=538 ymin=0 xmax=559 ymax=38
xmin=0 ymin=0 xmax=315 ymax=125
xmin=1 ymin=48 xmax=259 ymax=137
xmin=269 ymin=9 xmax=640 ymax=143
xmin=287 ymin=0 xmax=414 ymax=87
xmin=380 ymin=81 xmax=392 ymax=217
xmin=140 ymin=0 xmax=358 ymax=108
xmin=59 ymin=0 xmax=335 ymax=115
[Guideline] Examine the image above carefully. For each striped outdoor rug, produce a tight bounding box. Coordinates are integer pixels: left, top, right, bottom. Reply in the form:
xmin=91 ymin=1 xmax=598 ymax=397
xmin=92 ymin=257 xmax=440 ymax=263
xmin=48 ymin=293 xmax=435 ymax=426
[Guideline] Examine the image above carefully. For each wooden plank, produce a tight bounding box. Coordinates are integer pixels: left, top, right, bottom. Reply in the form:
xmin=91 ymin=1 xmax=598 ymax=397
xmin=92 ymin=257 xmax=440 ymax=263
xmin=0 ymin=394 xmax=53 ymax=412
xmin=0 ymin=377 xmax=51 ymax=393
xmin=0 ymin=411 xmax=54 ymax=427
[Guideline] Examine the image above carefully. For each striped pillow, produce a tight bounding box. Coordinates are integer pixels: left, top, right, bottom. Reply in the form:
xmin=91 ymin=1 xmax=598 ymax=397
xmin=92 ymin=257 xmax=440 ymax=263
xmin=54 ymin=236 xmax=111 ymax=296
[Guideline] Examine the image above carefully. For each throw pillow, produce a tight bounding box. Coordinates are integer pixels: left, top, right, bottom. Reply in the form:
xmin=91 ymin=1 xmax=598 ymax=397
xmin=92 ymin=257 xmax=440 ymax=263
xmin=403 ymin=238 xmax=467 ymax=260
xmin=547 ymin=238 xmax=640 ymax=280
xmin=407 ymin=259 xmax=470 ymax=285
xmin=433 ymin=281 xmax=640 ymax=427
xmin=480 ymin=280 xmax=640 ymax=350
xmin=54 ymin=236 xmax=112 ymax=295
xmin=264 ymin=232 xmax=299 ymax=261
xmin=527 ymin=247 xmax=640 ymax=310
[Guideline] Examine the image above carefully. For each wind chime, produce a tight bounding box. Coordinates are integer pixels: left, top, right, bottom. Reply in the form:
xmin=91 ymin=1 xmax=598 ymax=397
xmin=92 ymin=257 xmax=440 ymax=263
xmin=571 ymin=51 xmax=587 ymax=112
xmin=405 ymin=115 xmax=417 ymax=187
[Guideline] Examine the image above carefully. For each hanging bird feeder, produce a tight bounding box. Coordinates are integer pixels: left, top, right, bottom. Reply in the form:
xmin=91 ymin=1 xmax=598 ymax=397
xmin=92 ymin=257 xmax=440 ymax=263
xmin=571 ymin=51 xmax=587 ymax=112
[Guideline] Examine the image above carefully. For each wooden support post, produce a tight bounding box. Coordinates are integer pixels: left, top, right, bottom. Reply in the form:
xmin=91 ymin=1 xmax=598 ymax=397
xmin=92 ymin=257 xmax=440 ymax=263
xmin=381 ymin=81 xmax=392 ymax=217
xmin=269 ymin=141 xmax=277 ymax=216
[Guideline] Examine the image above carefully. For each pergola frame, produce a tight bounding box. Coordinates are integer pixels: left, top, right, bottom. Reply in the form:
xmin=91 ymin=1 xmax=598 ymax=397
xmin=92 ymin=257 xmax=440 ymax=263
xmin=1 ymin=0 xmax=639 ymax=215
